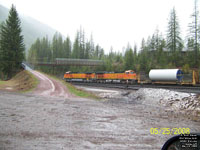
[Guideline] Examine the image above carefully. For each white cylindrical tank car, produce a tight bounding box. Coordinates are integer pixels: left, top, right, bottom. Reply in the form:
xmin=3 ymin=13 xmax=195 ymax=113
xmin=149 ymin=69 xmax=183 ymax=81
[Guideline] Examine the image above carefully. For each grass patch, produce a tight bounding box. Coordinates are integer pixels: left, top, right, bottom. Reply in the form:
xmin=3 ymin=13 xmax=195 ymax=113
xmin=0 ymin=70 xmax=39 ymax=92
xmin=64 ymin=81 xmax=99 ymax=99
xmin=0 ymin=80 xmax=6 ymax=85
xmin=20 ymin=71 xmax=39 ymax=93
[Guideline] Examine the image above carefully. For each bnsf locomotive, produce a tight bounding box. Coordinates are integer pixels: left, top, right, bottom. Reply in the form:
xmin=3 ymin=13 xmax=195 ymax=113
xmin=64 ymin=70 xmax=138 ymax=83
xmin=64 ymin=69 xmax=199 ymax=85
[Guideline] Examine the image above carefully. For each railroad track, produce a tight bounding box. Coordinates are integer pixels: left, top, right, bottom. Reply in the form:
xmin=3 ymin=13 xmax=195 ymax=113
xmin=70 ymin=82 xmax=200 ymax=94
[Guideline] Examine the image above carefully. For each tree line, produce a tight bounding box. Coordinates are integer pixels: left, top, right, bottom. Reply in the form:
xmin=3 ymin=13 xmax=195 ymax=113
xmin=0 ymin=5 xmax=25 ymax=80
xmin=27 ymin=28 xmax=104 ymax=63
xmin=28 ymin=0 xmax=200 ymax=75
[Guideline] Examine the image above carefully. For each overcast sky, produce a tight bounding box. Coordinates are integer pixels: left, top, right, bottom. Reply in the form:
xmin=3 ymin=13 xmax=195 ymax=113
xmin=0 ymin=0 xmax=195 ymax=53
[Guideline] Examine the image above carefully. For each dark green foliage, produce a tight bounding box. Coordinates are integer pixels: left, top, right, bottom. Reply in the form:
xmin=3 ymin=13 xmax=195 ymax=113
xmin=63 ymin=36 xmax=71 ymax=58
xmin=124 ymin=47 xmax=134 ymax=70
xmin=72 ymin=32 xmax=80 ymax=58
xmin=0 ymin=5 xmax=25 ymax=80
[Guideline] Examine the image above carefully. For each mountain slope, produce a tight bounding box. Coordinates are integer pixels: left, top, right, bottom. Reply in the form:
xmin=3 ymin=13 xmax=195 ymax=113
xmin=0 ymin=5 xmax=57 ymax=52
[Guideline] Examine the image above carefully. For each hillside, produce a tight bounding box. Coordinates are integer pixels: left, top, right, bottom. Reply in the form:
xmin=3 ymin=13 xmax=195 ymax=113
xmin=0 ymin=70 xmax=38 ymax=92
xmin=0 ymin=4 xmax=58 ymax=53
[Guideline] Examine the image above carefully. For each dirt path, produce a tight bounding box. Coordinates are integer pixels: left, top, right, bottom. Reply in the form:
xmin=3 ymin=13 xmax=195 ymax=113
xmin=30 ymin=70 xmax=74 ymax=98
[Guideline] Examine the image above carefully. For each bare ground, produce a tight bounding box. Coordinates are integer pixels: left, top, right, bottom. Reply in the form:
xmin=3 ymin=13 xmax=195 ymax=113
xmin=0 ymin=71 xmax=200 ymax=150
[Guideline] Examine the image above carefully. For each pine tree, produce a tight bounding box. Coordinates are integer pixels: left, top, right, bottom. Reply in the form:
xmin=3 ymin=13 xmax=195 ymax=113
xmin=0 ymin=5 xmax=25 ymax=80
xmin=166 ymin=7 xmax=183 ymax=66
xmin=79 ymin=27 xmax=85 ymax=59
xmin=94 ymin=45 xmax=100 ymax=59
xmin=124 ymin=47 xmax=134 ymax=70
xmin=72 ymin=32 xmax=80 ymax=58
xmin=188 ymin=0 xmax=199 ymax=67
xmin=89 ymin=34 xmax=95 ymax=58
xmin=63 ymin=36 xmax=71 ymax=58
xmin=84 ymin=41 xmax=90 ymax=59
xmin=52 ymin=32 xmax=64 ymax=60
xmin=133 ymin=44 xmax=137 ymax=70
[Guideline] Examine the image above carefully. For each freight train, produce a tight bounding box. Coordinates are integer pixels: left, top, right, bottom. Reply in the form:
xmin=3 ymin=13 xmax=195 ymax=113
xmin=64 ymin=70 xmax=137 ymax=83
xmin=64 ymin=69 xmax=199 ymax=85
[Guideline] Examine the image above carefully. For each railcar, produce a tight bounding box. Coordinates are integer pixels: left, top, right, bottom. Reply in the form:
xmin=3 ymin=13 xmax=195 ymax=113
xmin=147 ymin=69 xmax=199 ymax=85
xmin=64 ymin=69 xmax=199 ymax=85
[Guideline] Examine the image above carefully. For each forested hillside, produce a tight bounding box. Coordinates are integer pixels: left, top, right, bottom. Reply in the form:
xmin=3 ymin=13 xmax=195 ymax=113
xmin=0 ymin=5 xmax=57 ymax=52
xmin=27 ymin=3 xmax=200 ymax=75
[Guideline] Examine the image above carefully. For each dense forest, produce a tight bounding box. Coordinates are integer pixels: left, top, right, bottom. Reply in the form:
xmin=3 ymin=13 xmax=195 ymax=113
xmin=27 ymin=1 xmax=200 ymax=76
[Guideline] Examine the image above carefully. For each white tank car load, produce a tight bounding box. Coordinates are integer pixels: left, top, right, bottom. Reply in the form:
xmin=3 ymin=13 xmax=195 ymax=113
xmin=149 ymin=69 xmax=183 ymax=81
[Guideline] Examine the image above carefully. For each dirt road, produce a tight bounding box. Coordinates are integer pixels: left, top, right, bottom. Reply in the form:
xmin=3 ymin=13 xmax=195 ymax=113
xmin=0 ymin=71 xmax=200 ymax=150
xmin=30 ymin=70 xmax=74 ymax=98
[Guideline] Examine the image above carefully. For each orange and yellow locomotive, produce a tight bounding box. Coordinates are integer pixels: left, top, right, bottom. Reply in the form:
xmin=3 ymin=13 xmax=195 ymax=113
xmin=64 ymin=70 xmax=138 ymax=83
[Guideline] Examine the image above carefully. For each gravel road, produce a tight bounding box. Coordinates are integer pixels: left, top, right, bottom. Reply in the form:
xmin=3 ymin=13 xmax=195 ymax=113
xmin=30 ymin=70 xmax=75 ymax=98
xmin=0 ymin=71 xmax=200 ymax=150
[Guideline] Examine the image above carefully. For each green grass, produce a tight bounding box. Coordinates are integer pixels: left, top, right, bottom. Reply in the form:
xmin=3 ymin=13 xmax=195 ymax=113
xmin=64 ymin=81 xmax=99 ymax=99
xmin=0 ymin=80 xmax=6 ymax=85
xmin=0 ymin=80 xmax=5 ymax=84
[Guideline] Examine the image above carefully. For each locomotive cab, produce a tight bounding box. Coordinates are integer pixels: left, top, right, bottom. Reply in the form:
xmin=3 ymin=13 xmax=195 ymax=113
xmin=125 ymin=70 xmax=135 ymax=74
xmin=124 ymin=70 xmax=137 ymax=83
xmin=63 ymin=71 xmax=72 ymax=81
xmin=65 ymin=71 xmax=71 ymax=74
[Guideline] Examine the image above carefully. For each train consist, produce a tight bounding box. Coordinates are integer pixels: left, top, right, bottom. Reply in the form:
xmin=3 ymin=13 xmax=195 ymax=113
xmin=64 ymin=70 xmax=137 ymax=83
xmin=64 ymin=69 xmax=199 ymax=85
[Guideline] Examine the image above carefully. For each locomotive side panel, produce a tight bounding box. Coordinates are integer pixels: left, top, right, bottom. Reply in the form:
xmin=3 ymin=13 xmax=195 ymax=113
xmin=103 ymin=73 xmax=124 ymax=80
xmin=71 ymin=73 xmax=86 ymax=79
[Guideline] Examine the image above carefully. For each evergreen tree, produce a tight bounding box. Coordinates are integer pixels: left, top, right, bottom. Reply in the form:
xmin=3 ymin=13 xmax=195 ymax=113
xmin=63 ymin=36 xmax=71 ymax=58
xmin=188 ymin=0 xmax=199 ymax=67
xmin=133 ymin=44 xmax=138 ymax=70
xmin=94 ymin=45 xmax=100 ymax=59
xmin=79 ymin=27 xmax=85 ymax=59
xmin=166 ymin=7 xmax=183 ymax=66
xmin=124 ymin=47 xmax=134 ymax=70
xmin=58 ymin=34 xmax=64 ymax=57
xmin=99 ymin=48 xmax=104 ymax=60
xmin=85 ymin=41 xmax=90 ymax=59
xmin=52 ymin=32 xmax=63 ymax=59
xmin=0 ymin=5 xmax=25 ymax=80
xmin=89 ymin=34 xmax=95 ymax=58
xmin=72 ymin=31 xmax=80 ymax=58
